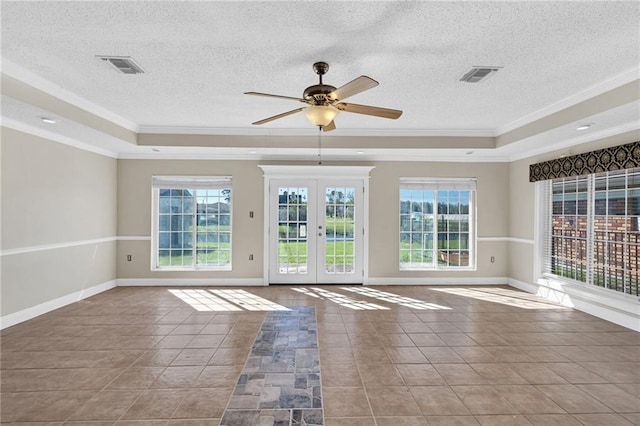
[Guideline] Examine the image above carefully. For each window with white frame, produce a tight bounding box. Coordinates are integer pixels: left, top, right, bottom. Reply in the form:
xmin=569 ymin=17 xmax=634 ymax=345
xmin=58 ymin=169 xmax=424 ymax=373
xmin=539 ymin=168 xmax=640 ymax=296
xmin=400 ymin=178 xmax=476 ymax=270
xmin=152 ymin=176 xmax=232 ymax=270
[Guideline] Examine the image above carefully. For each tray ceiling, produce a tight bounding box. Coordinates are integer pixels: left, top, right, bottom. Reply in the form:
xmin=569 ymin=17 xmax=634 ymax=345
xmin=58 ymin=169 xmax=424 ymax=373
xmin=1 ymin=1 xmax=639 ymax=160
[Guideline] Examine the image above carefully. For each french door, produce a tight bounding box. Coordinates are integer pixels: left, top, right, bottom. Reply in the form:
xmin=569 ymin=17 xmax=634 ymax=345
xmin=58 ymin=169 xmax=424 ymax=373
xmin=268 ymin=179 xmax=364 ymax=284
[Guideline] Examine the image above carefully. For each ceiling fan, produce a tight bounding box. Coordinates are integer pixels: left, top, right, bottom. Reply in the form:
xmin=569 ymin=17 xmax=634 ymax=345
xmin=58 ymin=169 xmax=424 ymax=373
xmin=245 ymin=62 xmax=402 ymax=132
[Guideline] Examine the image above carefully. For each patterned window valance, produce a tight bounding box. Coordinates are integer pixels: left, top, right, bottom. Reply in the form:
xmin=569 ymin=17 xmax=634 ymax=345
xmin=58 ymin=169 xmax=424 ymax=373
xmin=529 ymin=141 xmax=640 ymax=182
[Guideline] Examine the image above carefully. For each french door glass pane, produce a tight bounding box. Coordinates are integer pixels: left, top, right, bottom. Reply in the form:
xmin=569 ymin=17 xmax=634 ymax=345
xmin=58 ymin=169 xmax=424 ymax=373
xmin=278 ymin=187 xmax=308 ymax=274
xmin=325 ymin=187 xmax=355 ymax=274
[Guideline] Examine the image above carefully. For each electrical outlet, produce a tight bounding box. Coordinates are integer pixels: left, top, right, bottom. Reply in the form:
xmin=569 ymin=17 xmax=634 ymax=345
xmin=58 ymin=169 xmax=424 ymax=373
xmin=127 ymin=255 xmax=132 ymax=262
xmin=249 ymin=254 xmax=254 ymax=260
xmin=490 ymin=256 xmax=495 ymax=263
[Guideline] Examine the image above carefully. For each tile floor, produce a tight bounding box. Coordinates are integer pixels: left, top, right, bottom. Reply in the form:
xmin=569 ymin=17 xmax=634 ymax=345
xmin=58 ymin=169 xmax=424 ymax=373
xmin=1 ymin=285 xmax=639 ymax=425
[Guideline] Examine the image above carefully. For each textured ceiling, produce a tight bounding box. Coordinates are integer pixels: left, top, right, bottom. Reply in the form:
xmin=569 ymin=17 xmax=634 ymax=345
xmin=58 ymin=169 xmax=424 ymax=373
xmin=1 ymin=1 xmax=639 ymax=158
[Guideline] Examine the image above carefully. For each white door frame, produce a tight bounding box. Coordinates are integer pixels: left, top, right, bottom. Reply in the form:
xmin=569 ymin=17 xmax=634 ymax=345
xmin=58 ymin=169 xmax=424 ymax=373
xmin=259 ymin=165 xmax=374 ymax=285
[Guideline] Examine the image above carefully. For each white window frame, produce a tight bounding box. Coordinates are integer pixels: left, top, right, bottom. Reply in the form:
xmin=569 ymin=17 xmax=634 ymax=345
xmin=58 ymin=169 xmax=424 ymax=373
xmin=151 ymin=176 xmax=232 ymax=271
xmin=399 ymin=177 xmax=477 ymax=271
xmin=538 ymin=168 xmax=640 ymax=296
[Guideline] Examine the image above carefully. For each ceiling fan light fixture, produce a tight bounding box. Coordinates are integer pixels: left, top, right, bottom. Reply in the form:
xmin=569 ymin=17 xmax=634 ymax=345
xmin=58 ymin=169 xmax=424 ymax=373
xmin=245 ymin=62 xmax=401 ymax=131
xmin=304 ymin=105 xmax=339 ymax=127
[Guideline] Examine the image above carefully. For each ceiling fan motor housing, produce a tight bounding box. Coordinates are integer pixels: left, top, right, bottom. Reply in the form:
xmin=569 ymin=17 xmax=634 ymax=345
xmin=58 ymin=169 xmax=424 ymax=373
xmin=303 ymin=84 xmax=337 ymax=104
xmin=304 ymin=62 xmax=336 ymax=104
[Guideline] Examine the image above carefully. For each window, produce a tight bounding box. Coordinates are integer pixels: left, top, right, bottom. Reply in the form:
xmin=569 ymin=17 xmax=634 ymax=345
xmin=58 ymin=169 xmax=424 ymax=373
xmin=400 ymin=178 xmax=476 ymax=270
xmin=152 ymin=176 xmax=232 ymax=270
xmin=540 ymin=168 xmax=640 ymax=296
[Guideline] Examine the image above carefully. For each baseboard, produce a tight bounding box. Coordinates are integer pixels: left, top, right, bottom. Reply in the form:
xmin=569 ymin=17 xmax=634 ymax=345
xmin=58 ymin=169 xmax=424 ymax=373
xmin=117 ymin=278 xmax=267 ymax=287
xmin=0 ymin=279 xmax=117 ymax=330
xmin=507 ymin=278 xmax=544 ymax=295
xmin=508 ymin=278 xmax=640 ymax=332
xmin=365 ymin=277 xmax=509 ymax=286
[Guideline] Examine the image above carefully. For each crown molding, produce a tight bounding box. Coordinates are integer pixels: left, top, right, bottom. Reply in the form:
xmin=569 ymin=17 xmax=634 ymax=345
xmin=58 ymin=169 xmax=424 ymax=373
xmin=507 ymin=120 xmax=640 ymax=162
xmin=118 ymin=149 xmax=510 ymax=162
xmin=495 ymin=67 xmax=640 ymax=137
xmin=8 ymin=112 xmax=630 ymax=164
xmin=2 ymin=118 xmax=119 ymax=159
xmin=138 ymin=126 xmax=317 ymax=136
xmin=1 ymin=58 xmax=139 ymax=132
xmin=137 ymin=124 xmax=496 ymax=138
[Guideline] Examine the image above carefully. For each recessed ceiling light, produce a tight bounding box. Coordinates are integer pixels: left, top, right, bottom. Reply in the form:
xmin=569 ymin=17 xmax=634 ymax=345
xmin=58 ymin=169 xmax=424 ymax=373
xmin=40 ymin=117 xmax=56 ymax=124
xmin=249 ymin=150 xmax=257 ymax=154
xmin=576 ymin=124 xmax=592 ymax=131
xmin=356 ymin=151 xmax=365 ymax=155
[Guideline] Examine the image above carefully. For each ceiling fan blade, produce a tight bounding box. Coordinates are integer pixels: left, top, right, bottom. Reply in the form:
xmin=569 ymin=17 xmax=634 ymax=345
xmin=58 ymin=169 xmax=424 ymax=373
xmin=322 ymin=120 xmax=336 ymax=132
xmin=251 ymin=107 xmax=306 ymax=125
xmin=244 ymin=92 xmax=306 ymax=103
xmin=336 ymin=102 xmax=403 ymax=119
xmin=328 ymin=76 xmax=379 ymax=101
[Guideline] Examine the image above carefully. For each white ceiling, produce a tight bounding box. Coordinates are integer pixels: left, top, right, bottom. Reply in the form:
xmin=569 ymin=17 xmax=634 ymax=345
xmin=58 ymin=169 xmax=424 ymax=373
xmin=1 ymin=1 xmax=639 ymax=160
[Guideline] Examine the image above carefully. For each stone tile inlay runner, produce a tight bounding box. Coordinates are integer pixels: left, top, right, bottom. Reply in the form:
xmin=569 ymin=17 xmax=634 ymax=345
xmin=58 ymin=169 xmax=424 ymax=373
xmin=220 ymin=307 xmax=323 ymax=426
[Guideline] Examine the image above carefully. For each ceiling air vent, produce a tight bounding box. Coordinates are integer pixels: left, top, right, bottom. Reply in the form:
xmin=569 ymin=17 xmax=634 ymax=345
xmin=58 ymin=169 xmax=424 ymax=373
xmin=459 ymin=66 xmax=502 ymax=83
xmin=97 ymin=56 xmax=144 ymax=74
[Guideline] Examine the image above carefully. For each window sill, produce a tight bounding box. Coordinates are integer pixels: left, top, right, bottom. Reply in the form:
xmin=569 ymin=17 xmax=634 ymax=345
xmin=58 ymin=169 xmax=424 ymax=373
xmin=400 ymin=267 xmax=476 ymax=272
xmin=541 ymin=274 xmax=639 ymax=303
xmin=152 ymin=267 xmax=232 ymax=272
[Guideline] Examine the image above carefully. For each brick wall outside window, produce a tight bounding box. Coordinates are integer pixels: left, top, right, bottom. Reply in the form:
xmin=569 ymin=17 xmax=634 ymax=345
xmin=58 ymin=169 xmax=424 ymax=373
xmin=546 ymin=168 xmax=639 ymax=296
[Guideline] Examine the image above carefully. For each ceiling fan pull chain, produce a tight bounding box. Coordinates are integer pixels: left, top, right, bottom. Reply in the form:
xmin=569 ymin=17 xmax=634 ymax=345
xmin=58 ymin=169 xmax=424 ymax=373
xmin=317 ymin=126 xmax=322 ymax=165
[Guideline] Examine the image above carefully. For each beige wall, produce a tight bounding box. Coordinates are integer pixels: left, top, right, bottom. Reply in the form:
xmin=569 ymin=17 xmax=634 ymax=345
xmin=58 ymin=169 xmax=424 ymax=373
xmin=3 ymin=121 xmax=636 ymax=326
xmin=368 ymin=161 xmax=509 ymax=279
xmin=117 ymin=159 xmax=264 ymax=279
xmin=4 ymin=121 xmax=636 ymax=325
xmin=1 ymin=127 xmax=117 ymax=316
xmin=117 ymin=159 xmax=509 ymax=281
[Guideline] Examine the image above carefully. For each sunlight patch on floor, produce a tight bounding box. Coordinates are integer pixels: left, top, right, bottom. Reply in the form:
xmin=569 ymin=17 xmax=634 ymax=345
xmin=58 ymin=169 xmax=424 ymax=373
xmin=431 ymin=287 xmax=569 ymax=310
xmin=210 ymin=289 xmax=290 ymax=311
xmin=169 ymin=289 xmax=242 ymax=311
xmin=291 ymin=287 xmax=324 ymax=299
xmin=169 ymin=289 xmax=290 ymax=311
xmin=308 ymin=287 xmax=390 ymax=310
xmin=340 ymin=287 xmax=452 ymax=310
